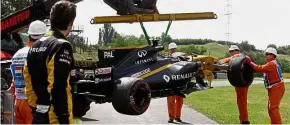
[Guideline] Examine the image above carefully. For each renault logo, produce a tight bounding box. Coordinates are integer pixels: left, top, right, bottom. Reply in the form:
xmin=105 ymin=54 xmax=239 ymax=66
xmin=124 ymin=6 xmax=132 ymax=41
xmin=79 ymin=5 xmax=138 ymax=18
xmin=163 ymin=75 xmax=170 ymax=83
xmin=137 ymin=50 xmax=147 ymax=57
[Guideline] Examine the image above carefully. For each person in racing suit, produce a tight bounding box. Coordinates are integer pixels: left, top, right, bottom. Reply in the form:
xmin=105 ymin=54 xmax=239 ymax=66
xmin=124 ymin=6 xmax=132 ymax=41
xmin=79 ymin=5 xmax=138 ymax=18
xmin=9 ymin=20 xmax=47 ymax=124
xmin=219 ymin=45 xmax=252 ymax=124
xmin=247 ymin=47 xmax=285 ymax=124
xmin=167 ymin=42 xmax=184 ymax=123
xmin=23 ymin=1 xmax=76 ymax=124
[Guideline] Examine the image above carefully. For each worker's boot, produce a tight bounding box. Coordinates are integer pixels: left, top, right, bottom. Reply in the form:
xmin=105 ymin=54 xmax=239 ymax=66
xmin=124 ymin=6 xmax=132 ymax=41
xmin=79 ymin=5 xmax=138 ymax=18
xmin=240 ymin=121 xmax=250 ymax=124
xmin=175 ymin=118 xmax=183 ymax=123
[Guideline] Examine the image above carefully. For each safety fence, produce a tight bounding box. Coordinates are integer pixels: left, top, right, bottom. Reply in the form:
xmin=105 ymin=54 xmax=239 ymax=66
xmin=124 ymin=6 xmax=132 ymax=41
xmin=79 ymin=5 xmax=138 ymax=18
xmin=1 ymin=90 xmax=15 ymax=124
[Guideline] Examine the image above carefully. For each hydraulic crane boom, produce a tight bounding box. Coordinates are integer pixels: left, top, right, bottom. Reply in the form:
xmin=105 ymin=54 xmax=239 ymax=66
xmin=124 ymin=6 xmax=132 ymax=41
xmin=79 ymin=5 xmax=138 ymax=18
xmin=90 ymin=12 xmax=217 ymax=24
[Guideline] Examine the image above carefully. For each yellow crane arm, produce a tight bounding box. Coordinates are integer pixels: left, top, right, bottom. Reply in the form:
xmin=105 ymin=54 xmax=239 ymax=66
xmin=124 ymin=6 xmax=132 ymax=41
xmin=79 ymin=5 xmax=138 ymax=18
xmin=90 ymin=12 xmax=217 ymax=24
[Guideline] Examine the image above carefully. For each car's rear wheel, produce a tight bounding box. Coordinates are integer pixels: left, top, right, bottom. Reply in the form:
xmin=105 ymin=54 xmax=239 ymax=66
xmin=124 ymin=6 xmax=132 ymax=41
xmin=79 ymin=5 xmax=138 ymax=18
xmin=112 ymin=77 xmax=151 ymax=115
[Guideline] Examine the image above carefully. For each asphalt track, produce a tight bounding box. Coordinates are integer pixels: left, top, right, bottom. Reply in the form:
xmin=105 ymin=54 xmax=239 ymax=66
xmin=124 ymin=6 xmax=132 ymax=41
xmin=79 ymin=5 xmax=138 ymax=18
xmin=83 ymin=98 xmax=217 ymax=124
xmin=82 ymin=79 xmax=290 ymax=124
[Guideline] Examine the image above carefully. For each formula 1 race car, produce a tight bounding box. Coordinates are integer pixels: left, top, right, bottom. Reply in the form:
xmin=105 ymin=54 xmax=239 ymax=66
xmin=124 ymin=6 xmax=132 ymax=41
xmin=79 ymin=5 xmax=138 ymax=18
xmin=71 ymin=39 xmax=202 ymax=117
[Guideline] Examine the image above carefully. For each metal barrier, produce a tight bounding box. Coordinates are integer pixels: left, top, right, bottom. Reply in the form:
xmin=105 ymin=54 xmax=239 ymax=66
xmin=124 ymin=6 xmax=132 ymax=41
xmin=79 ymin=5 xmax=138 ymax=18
xmin=1 ymin=90 xmax=15 ymax=124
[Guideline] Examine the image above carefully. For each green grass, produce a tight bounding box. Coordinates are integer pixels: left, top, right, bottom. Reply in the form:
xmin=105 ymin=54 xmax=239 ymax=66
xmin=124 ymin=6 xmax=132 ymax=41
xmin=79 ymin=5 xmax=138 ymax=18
xmin=181 ymin=43 xmax=290 ymax=60
xmin=202 ymin=43 xmax=229 ymax=59
xmin=180 ymin=43 xmax=229 ymax=59
xmin=185 ymin=83 xmax=290 ymax=124
xmin=278 ymin=54 xmax=290 ymax=61
xmin=73 ymin=46 xmax=98 ymax=61
xmin=74 ymin=52 xmax=98 ymax=60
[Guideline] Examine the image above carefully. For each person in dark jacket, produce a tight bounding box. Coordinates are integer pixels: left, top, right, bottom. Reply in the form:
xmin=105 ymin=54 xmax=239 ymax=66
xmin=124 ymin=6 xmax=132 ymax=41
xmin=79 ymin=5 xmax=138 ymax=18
xmin=24 ymin=1 xmax=76 ymax=124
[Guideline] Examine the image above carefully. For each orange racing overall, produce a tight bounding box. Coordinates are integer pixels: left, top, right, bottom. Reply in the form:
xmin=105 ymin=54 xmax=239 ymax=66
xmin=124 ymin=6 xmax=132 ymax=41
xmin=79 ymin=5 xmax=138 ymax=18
xmin=250 ymin=59 xmax=285 ymax=124
xmin=167 ymin=51 xmax=184 ymax=121
xmin=222 ymin=53 xmax=249 ymax=123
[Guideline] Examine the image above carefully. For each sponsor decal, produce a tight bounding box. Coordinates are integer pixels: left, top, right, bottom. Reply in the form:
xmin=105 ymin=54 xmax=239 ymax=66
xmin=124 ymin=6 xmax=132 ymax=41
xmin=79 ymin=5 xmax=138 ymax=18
xmin=135 ymin=58 xmax=154 ymax=64
xmin=163 ymin=73 xmax=194 ymax=83
xmin=95 ymin=77 xmax=112 ymax=83
xmin=1 ymin=9 xmax=30 ymax=32
xmin=14 ymin=66 xmax=23 ymax=77
xmin=64 ymin=50 xmax=70 ymax=55
xmin=104 ymin=51 xmax=114 ymax=59
xmin=59 ymin=58 xmax=71 ymax=65
xmin=60 ymin=54 xmax=72 ymax=60
xmin=14 ymin=53 xmax=27 ymax=57
xmin=30 ymin=47 xmax=47 ymax=53
xmin=95 ymin=67 xmax=112 ymax=75
xmin=137 ymin=50 xmax=147 ymax=57
xmin=36 ymin=105 xmax=50 ymax=113
xmin=163 ymin=75 xmax=170 ymax=83
xmin=15 ymin=88 xmax=25 ymax=94
xmin=130 ymin=95 xmax=135 ymax=105
xmin=131 ymin=68 xmax=151 ymax=78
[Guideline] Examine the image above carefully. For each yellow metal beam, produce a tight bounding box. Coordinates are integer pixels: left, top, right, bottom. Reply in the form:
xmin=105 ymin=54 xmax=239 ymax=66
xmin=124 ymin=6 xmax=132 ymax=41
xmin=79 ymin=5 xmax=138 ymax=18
xmin=90 ymin=12 xmax=217 ymax=24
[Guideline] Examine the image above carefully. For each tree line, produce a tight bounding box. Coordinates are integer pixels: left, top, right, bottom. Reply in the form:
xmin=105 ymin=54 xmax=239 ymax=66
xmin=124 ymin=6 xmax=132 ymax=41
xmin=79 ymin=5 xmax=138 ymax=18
xmin=174 ymin=38 xmax=290 ymax=55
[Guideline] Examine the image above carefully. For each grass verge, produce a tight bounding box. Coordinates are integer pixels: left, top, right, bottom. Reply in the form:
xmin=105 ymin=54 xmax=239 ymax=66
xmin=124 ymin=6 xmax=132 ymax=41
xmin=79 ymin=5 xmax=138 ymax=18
xmin=185 ymin=83 xmax=290 ymax=124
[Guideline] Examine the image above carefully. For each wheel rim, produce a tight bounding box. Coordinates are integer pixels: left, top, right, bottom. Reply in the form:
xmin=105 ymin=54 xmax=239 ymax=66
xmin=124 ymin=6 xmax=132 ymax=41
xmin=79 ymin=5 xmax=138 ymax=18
xmin=133 ymin=88 xmax=150 ymax=107
xmin=131 ymin=82 xmax=151 ymax=110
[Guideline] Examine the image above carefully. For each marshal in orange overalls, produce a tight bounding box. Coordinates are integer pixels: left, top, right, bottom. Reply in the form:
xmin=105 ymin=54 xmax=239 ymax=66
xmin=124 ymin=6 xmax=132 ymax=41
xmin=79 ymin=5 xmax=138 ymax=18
xmin=249 ymin=59 xmax=285 ymax=124
xmin=9 ymin=41 xmax=34 ymax=124
xmin=167 ymin=95 xmax=183 ymax=120
xmin=221 ymin=53 xmax=250 ymax=123
xmin=167 ymin=43 xmax=184 ymax=123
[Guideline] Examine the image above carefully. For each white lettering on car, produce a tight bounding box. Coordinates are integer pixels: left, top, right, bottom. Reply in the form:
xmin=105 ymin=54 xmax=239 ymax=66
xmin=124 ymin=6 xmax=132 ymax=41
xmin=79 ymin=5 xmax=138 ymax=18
xmin=104 ymin=51 xmax=114 ymax=59
xmin=95 ymin=67 xmax=112 ymax=75
xmin=131 ymin=68 xmax=151 ymax=78
xmin=163 ymin=73 xmax=194 ymax=83
xmin=95 ymin=77 xmax=112 ymax=83
xmin=130 ymin=95 xmax=135 ymax=105
xmin=163 ymin=75 xmax=170 ymax=83
xmin=137 ymin=50 xmax=147 ymax=57
xmin=135 ymin=58 xmax=154 ymax=64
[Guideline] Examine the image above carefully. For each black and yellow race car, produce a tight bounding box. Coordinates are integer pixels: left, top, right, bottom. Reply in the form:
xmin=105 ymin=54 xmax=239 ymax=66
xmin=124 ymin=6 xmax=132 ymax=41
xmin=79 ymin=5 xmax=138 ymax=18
xmin=71 ymin=39 xmax=202 ymax=117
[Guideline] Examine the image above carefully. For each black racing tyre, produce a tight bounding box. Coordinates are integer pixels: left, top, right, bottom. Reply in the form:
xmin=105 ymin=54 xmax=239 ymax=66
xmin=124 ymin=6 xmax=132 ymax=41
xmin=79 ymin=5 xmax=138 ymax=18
xmin=112 ymin=77 xmax=151 ymax=115
xmin=227 ymin=56 xmax=254 ymax=87
xmin=72 ymin=95 xmax=92 ymax=117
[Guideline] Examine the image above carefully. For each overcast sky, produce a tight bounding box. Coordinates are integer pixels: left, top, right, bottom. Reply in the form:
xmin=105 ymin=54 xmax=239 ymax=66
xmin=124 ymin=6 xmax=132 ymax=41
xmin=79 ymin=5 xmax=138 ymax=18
xmin=74 ymin=0 xmax=290 ymax=50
